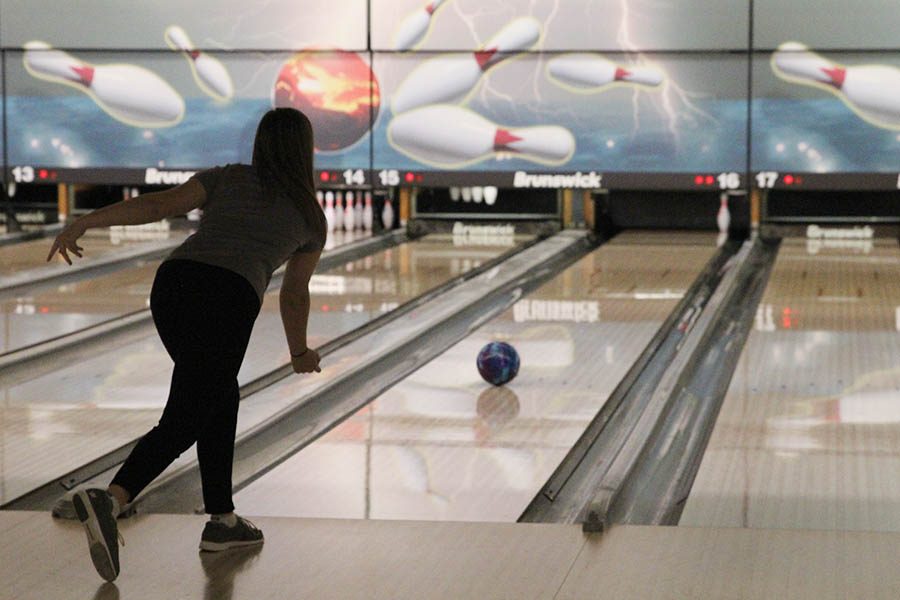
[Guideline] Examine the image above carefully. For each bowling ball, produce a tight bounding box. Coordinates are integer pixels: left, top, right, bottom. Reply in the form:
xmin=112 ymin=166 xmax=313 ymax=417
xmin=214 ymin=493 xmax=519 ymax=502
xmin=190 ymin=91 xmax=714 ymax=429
xmin=274 ymin=49 xmax=380 ymax=152
xmin=476 ymin=341 xmax=520 ymax=386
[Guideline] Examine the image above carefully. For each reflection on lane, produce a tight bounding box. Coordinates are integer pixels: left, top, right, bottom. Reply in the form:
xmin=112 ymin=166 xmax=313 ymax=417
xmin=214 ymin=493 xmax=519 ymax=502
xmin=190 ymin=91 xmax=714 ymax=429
xmin=0 ymin=235 xmax=522 ymax=504
xmin=234 ymin=231 xmax=719 ymax=522
xmin=0 ymin=224 xmax=185 ymax=279
xmin=0 ymin=230 xmax=373 ymax=354
xmin=680 ymin=239 xmax=900 ymax=532
xmin=0 ymin=261 xmax=158 ymax=354
xmin=0 ymin=225 xmax=194 ymax=353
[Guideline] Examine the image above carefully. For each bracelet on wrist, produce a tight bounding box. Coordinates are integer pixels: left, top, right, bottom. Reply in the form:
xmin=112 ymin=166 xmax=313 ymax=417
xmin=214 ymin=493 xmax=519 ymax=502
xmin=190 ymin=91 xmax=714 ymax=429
xmin=291 ymin=348 xmax=309 ymax=358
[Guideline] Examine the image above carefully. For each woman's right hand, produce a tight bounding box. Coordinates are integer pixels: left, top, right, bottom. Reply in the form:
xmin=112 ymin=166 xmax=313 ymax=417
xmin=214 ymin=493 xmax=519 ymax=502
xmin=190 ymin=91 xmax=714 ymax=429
xmin=291 ymin=348 xmax=321 ymax=374
xmin=47 ymin=219 xmax=87 ymax=265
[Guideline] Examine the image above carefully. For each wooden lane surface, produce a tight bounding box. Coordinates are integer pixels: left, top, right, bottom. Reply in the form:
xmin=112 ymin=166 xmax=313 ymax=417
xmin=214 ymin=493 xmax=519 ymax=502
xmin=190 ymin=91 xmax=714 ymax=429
xmin=681 ymin=238 xmax=900 ymax=532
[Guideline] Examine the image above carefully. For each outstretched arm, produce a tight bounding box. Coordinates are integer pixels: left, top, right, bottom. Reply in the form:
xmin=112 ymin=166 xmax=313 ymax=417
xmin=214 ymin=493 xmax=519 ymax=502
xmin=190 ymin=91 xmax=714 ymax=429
xmin=47 ymin=179 xmax=206 ymax=264
xmin=280 ymin=248 xmax=322 ymax=374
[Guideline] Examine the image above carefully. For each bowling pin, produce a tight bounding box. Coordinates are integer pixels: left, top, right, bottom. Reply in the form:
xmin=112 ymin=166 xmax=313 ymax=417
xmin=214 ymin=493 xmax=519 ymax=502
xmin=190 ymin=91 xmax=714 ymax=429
xmin=344 ymin=191 xmax=355 ymax=232
xmin=23 ymin=41 xmax=184 ymax=127
xmin=131 ymin=187 xmax=139 ymax=198
xmin=354 ymin=193 xmax=364 ymax=229
xmin=449 ymin=187 xmax=461 ymax=201
xmin=461 ymin=187 xmax=472 ymax=202
xmin=548 ymin=54 xmax=663 ymax=91
xmin=122 ymin=187 xmax=131 ymax=201
xmin=483 ymin=186 xmax=498 ymax=205
xmin=164 ymin=25 xmax=234 ymax=100
xmin=393 ymin=0 xmax=446 ymax=51
xmin=472 ymin=186 xmax=484 ymax=203
xmin=391 ymin=17 xmax=541 ymax=114
xmin=382 ymin=197 xmax=395 ymax=230
xmin=6 ymin=182 xmax=16 ymax=198
xmin=717 ymin=193 xmax=731 ymax=235
xmin=773 ymin=41 xmax=900 ymax=129
xmin=316 ymin=190 xmax=324 ymax=209
xmin=363 ymin=191 xmax=374 ymax=231
xmin=334 ymin=192 xmax=344 ymax=230
xmin=324 ymin=191 xmax=336 ymax=232
xmin=388 ymin=105 xmax=575 ymax=168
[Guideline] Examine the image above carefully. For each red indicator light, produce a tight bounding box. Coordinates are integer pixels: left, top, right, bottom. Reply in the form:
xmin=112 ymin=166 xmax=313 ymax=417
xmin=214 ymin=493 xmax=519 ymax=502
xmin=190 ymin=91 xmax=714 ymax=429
xmin=322 ymin=304 xmax=330 ymax=312
xmin=39 ymin=169 xmax=49 ymax=179
xmin=694 ymin=175 xmax=704 ymax=185
xmin=319 ymin=172 xmax=330 ymax=182
xmin=404 ymin=172 xmax=415 ymax=183
xmin=416 ymin=174 xmax=424 ymax=182
xmin=782 ymin=307 xmax=795 ymax=329
xmin=784 ymin=174 xmax=795 ymax=185
xmin=705 ymin=175 xmax=715 ymax=185
xmin=39 ymin=306 xmax=50 ymax=314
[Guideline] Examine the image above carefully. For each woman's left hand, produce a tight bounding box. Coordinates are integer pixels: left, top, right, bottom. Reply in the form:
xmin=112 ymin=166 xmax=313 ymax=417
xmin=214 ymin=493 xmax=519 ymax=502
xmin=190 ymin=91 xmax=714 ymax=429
xmin=47 ymin=220 xmax=87 ymax=265
xmin=291 ymin=348 xmax=321 ymax=374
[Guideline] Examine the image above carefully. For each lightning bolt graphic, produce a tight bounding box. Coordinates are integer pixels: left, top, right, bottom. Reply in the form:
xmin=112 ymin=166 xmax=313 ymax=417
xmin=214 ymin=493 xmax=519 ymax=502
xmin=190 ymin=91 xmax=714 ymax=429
xmin=616 ymin=0 xmax=716 ymax=145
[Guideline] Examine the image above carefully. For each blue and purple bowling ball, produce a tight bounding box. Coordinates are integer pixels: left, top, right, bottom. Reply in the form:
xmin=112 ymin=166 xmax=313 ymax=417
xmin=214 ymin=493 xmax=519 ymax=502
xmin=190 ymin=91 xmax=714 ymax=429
xmin=476 ymin=341 xmax=520 ymax=386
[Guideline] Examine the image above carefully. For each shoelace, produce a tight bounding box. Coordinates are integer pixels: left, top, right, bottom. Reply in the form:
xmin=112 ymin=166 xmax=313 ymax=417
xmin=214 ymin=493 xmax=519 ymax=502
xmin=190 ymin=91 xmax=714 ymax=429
xmin=238 ymin=517 xmax=260 ymax=534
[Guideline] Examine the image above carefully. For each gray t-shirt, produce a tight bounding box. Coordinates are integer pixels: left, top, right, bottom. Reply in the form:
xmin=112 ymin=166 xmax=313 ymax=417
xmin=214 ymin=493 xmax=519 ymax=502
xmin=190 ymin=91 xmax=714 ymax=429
xmin=166 ymin=164 xmax=318 ymax=302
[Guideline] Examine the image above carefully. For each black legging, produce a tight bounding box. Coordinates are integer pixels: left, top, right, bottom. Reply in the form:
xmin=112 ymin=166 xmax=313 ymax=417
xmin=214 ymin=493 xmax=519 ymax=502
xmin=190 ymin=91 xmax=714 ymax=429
xmin=111 ymin=259 xmax=261 ymax=514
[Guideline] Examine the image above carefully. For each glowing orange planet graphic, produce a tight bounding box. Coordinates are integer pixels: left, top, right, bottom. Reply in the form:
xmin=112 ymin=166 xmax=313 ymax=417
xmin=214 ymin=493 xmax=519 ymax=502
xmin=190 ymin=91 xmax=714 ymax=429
xmin=274 ymin=49 xmax=380 ymax=152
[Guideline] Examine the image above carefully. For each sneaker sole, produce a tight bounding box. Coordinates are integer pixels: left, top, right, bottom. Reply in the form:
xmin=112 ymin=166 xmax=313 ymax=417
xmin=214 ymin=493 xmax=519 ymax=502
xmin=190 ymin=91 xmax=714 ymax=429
xmin=199 ymin=538 xmax=264 ymax=552
xmin=73 ymin=492 xmax=118 ymax=582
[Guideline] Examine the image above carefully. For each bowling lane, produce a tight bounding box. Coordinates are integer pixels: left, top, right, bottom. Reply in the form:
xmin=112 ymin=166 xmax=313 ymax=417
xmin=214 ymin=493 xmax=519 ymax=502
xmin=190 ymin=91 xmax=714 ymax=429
xmin=0 ymin=225 xmax=186 ymax=280
xmin=679 ymin=238 xmax=900 ymax=532
xmin=0 ymin=260 xmax=157 ymax=354
xmin=0 ymin=235 xmax=526 ymax=505
xmin=0 ymin=229 xmax=373 ymax=355
xmin=233 ymin=231 xmax=720 ymax=522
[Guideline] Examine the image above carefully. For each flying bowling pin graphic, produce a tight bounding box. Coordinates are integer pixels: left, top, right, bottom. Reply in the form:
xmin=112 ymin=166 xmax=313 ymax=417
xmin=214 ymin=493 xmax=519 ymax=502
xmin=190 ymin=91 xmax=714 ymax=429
xmin=363 ymin=191 xmax=374 ymax=231
xmin=165 ymin=25 xmax=234 ymax=101
xmin=344 ymin=191 xmax=355 ymax=232
xmin=393 ymin=0 xmax=447 ymax=51
xmin=548 ymin=53 xmax=664 ymax=91
xmin=391 ymin=17 xmax=541 ymax=114
xmin=772 ymin=41 xmax=900 ymax=129
xmin=23 ymin=41 xmax=184 ymax=127
xmin=388 ymin=105 xmax=575 ymax=168
xmin=324 ymin=191 xmax=336 ymax=232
